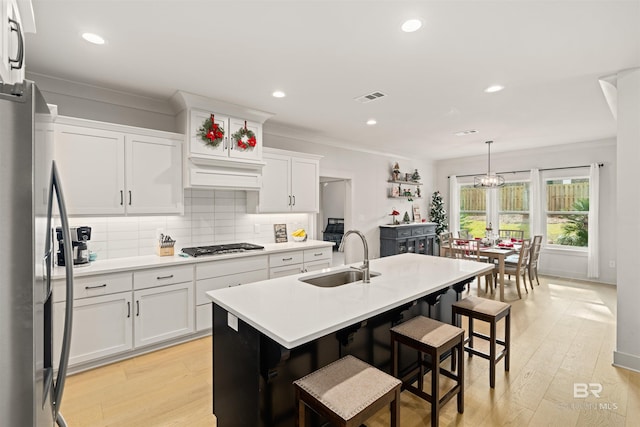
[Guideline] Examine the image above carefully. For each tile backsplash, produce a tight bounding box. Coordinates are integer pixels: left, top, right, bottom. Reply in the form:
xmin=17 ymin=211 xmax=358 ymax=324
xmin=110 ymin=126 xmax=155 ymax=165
xmin=66 ymin=189 xmax=310 ymax=260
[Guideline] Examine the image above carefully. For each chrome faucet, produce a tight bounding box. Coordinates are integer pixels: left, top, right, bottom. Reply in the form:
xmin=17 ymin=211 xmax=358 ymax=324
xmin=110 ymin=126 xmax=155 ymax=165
xmin=339 ymin=230 xmax=370 ymax=283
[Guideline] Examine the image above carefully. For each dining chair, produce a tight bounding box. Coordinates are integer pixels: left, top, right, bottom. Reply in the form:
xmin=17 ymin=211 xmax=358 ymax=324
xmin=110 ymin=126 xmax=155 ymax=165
xmin=498 ymin=229 xmax=524 ymax=241
xmin=458 ymin=230 xmax=472 ymax=239
xmin=527 ymin=235 xmax=543 ymax=288
xmin=439 ymin=232 xmax=453 ymax=257
xmin=499 ymin=239 xmax=531 ymax=299
xmin=450 ymin=239 xmax=494 ymax=293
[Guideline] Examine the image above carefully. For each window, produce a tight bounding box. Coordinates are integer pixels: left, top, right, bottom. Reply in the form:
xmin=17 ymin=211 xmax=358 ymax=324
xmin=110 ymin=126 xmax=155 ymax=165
xmin=498 ymin=182 xmax=530 ymax=238
xmin=459 ymin=184 xmax=486 ymax=238
xmin=545 ymin=178 xmax=589 ymax=247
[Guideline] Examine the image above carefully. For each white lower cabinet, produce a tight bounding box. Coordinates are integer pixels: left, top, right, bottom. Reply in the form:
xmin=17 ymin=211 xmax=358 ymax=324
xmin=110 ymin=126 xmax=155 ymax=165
xmin=54 ymin=265 xmax=194 ymax=368
xmin=195 ymin=255 xmax=268 ymax=331
xmin=133 ymin=282 xmax=194 ymax=348
xmin=53 ymin=291 xmax=133 ymax=367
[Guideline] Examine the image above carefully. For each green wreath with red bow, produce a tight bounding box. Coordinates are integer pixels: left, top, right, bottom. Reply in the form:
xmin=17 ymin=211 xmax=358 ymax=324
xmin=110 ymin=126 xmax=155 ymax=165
xmin=232 ymin=121 xmax=257 ymax=151
xmin=197 ymin=114 xmax=225 ymax=148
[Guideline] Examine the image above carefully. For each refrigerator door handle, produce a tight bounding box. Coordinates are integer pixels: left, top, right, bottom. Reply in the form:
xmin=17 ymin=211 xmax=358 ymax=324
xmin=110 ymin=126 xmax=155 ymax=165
xmin=45 ymin=161 xmax=74 ymax=426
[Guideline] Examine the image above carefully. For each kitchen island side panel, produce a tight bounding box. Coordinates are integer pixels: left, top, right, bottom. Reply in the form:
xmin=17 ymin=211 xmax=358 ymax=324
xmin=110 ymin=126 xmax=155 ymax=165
xmin=213 ymin=303 xmax=261 ymax=427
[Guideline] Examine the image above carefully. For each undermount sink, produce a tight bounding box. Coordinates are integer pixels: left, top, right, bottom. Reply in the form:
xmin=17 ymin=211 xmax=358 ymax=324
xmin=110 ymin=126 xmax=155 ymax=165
xmin=299 ymin=269 xmax=381 ymax=288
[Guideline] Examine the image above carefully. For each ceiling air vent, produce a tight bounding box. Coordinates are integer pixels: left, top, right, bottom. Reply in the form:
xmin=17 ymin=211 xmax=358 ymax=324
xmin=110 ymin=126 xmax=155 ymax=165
xmin=354 ymin=91 xmax=387 ymax=103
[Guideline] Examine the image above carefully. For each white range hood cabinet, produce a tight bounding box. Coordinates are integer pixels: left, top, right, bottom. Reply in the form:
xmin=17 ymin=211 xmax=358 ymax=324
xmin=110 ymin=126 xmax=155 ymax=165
xmin=171 ymin=90 xmax=274 ymax=190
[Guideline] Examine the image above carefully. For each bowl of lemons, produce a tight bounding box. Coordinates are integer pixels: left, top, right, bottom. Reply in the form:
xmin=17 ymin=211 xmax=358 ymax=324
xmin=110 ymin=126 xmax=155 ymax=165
xmin=292 ymin=228 xmax=307 ymax=242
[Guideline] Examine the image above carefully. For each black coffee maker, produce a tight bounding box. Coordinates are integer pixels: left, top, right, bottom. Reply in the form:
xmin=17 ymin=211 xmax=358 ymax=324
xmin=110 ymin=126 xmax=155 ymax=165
xmin=56 ymin=226 xmax=92 ymax=266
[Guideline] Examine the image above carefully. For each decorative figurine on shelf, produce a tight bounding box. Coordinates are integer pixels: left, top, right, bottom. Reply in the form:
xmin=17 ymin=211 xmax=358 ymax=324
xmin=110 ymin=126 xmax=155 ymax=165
xmin=405 ymin=172 xmax=411 ymax=182
xmin=403 ymin=189 xmax=412 ymax=197
xmin=390 ymin=209 xmax=400 ymax=225
xmin=416 ymin=187 xmax=421 ymax=197
xmin=392 ymin=162 xmax=401 ymax=181
xmin=403 ymin=211 xmax=411 ymax=224
xmin=411 ymin=169 xmax=421 ymax=182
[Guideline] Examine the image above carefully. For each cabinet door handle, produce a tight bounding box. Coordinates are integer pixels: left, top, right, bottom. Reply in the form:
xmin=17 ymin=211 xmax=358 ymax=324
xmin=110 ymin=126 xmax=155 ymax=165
xmin=228 ymin=283 xmax=241 ymax=287
xmin=8 ymin=18 xmax=24 ymax=70
xmin=288 ymin=195 xmax=292 ymax=206
xmin=136 ymin=300 xmax=140 ymax=316
xmin=292 ymin=195 xmax=296 ymax=206
xmin=129 ymin=190 xmax=132 ymax=205
xmin=85 ymin=283 xmax=107 ymax=290
xmin=223 ymin=137 xmax=227 ymax=150
xmin=314 ymin=253 xmax=323 ymax=257
xmin=120 ymin=190 xmax=124 ymax=205
xmin=127 ymin=301 xmax=131 ymax=318
xmin=282 ymin=257 xmax=293 ymax=261
xmin=157 ymin=274 xmax=174 ymax=280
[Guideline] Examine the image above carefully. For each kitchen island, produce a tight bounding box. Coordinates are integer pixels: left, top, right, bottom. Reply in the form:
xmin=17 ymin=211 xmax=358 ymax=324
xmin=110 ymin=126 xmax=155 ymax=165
xmin=207 ymin=253 xmax=493 ymax=426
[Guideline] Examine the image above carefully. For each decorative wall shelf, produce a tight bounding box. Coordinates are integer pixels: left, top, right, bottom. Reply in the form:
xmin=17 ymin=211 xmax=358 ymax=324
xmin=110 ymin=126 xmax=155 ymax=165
xmin=387 ymin=180 xmax=422 ymax=186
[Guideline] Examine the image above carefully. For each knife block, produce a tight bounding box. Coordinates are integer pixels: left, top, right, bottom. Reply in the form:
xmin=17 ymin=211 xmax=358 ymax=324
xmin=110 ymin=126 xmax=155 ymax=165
xmin=156 ymin=245 xmax=175 ymax=257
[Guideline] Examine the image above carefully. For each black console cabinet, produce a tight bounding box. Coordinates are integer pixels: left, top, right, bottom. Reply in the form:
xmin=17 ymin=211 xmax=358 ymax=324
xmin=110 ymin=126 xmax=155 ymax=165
xmin=379 ymin=223 xmax=437 ymax=257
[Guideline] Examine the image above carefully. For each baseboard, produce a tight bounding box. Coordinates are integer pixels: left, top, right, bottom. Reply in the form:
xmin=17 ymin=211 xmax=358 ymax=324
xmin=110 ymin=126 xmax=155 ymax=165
xmin=613 ymin=350 xmax=640 ymax=373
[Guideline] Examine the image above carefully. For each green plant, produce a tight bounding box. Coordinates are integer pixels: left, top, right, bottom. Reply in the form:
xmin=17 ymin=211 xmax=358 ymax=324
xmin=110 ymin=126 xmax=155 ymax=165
xmin=429 ymin=191 xmax=447 ymax=242
xmin=555 ymin=198 xmax=589 ymax=247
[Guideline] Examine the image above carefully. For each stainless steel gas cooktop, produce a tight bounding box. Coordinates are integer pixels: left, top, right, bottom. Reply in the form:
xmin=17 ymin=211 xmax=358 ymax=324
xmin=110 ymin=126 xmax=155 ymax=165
xmin=181 ymin=243 xmax=264 ymax=257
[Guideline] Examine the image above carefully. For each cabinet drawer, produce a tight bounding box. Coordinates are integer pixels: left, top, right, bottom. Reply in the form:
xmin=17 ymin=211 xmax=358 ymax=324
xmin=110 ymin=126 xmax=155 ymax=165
xmin=53 ymin=272 xmax=132 ymax=302
xmin=196 ymin=269 xmax=268 ymax=305
xmin=197 ymin=255 xmax=268 ymax=280
xmin=270 ymin=264 xmax=304 ymax=279
xmin=269 ymin=251 xmax=304 ymax=268
xmin=133 ymin=265 xmax=194 ymax=290
xmin=396 ymin=228 xmax=412 ymax=238
xmin=303 ymin=247 xmax=332 ymax=262
xmin=411 ymin=227 xmax=426 ymax=236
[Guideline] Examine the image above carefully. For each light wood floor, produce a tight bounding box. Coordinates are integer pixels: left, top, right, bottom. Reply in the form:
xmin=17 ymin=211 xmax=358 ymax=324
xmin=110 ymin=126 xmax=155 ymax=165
xmin=62 ymin=275 xmax=640 ymax=426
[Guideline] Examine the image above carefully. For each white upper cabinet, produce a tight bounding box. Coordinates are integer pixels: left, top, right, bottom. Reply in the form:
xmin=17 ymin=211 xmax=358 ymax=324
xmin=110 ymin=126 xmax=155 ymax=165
xmin=1 ymin=0 xmax=24 ymax=84
xmin=54 ymin=124 xmax=126 ymax=215
xmin=125 ymin=134 xmax=183 ymax=214
xmin=249 ymin=148 xmax=321 ymax=213
xmin=54 ymin=117 xmax=183 ymax=215
xmin=171 ymin=91 xmax=273 ymax=190
xmin=228 ymin=117 xmax=262 ymax=161
xmin=188 ymin=109 xmax=230 ymax=159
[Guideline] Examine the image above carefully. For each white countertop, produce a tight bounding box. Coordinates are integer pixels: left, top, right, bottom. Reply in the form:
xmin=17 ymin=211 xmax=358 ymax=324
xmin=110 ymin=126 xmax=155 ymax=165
xmin=52 ymin=240 xmax=334 ymax=279
xmin=206 ymin=253 xmax=493 ymax=349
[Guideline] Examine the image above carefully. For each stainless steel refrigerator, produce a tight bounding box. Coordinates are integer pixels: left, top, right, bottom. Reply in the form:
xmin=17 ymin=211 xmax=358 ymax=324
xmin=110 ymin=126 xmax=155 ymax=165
xmin=1 ymin=80 xmax=75 ymax=427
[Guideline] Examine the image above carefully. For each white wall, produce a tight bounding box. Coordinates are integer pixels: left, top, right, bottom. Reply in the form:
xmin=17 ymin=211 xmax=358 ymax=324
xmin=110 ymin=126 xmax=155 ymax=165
xmin=614 ymin=67 xmax=640 ymax=372
xmin=263 ymin=128 xmax=435 ymax=262
xmin=435 ymin=139 xmax=617 ymax=285
xmin=66 ymin=189 xmax=310 ymax=260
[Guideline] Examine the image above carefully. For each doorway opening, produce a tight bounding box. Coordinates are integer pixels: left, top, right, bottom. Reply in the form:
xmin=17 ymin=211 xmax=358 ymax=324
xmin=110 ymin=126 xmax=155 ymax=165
xmin=318 ymin=172 xmax=353 ymax=267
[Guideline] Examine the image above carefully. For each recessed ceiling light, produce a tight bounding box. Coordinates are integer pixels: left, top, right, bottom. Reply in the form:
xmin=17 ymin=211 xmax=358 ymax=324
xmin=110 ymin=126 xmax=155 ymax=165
xmin=272 ymin=90 xmax=286 ymax=98
xmin=484 ymin=85 xmax=504 ymax=93
xmin=401 ymin=19 xmax=422 ymax=33
xmin=454 ymin=130 xmax=479 ymax=136
xmin=366 ymin=119 xmax=377 ymax=125
xmin=81 ymin=32 xmax=105 ymax=45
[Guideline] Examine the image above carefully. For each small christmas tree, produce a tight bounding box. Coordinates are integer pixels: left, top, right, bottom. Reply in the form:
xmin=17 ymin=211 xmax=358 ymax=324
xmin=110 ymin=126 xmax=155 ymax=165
xmin=403 ymin=211 xmax=411 ymax=223
xmin=429 ymin=191 xmax=447 ymax=242
xmin=411 ymin=169 xmax=421 ymax=182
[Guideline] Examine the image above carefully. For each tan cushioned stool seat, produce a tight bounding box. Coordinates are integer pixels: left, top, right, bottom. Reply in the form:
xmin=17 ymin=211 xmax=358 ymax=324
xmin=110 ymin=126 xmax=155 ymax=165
xmin=390 ymin=315 xmax=463 ymax=348
xmin=293 ymin=355 xmax=401 ymax=421
xmin=452 ymin=295 xmax=509 ymax=317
